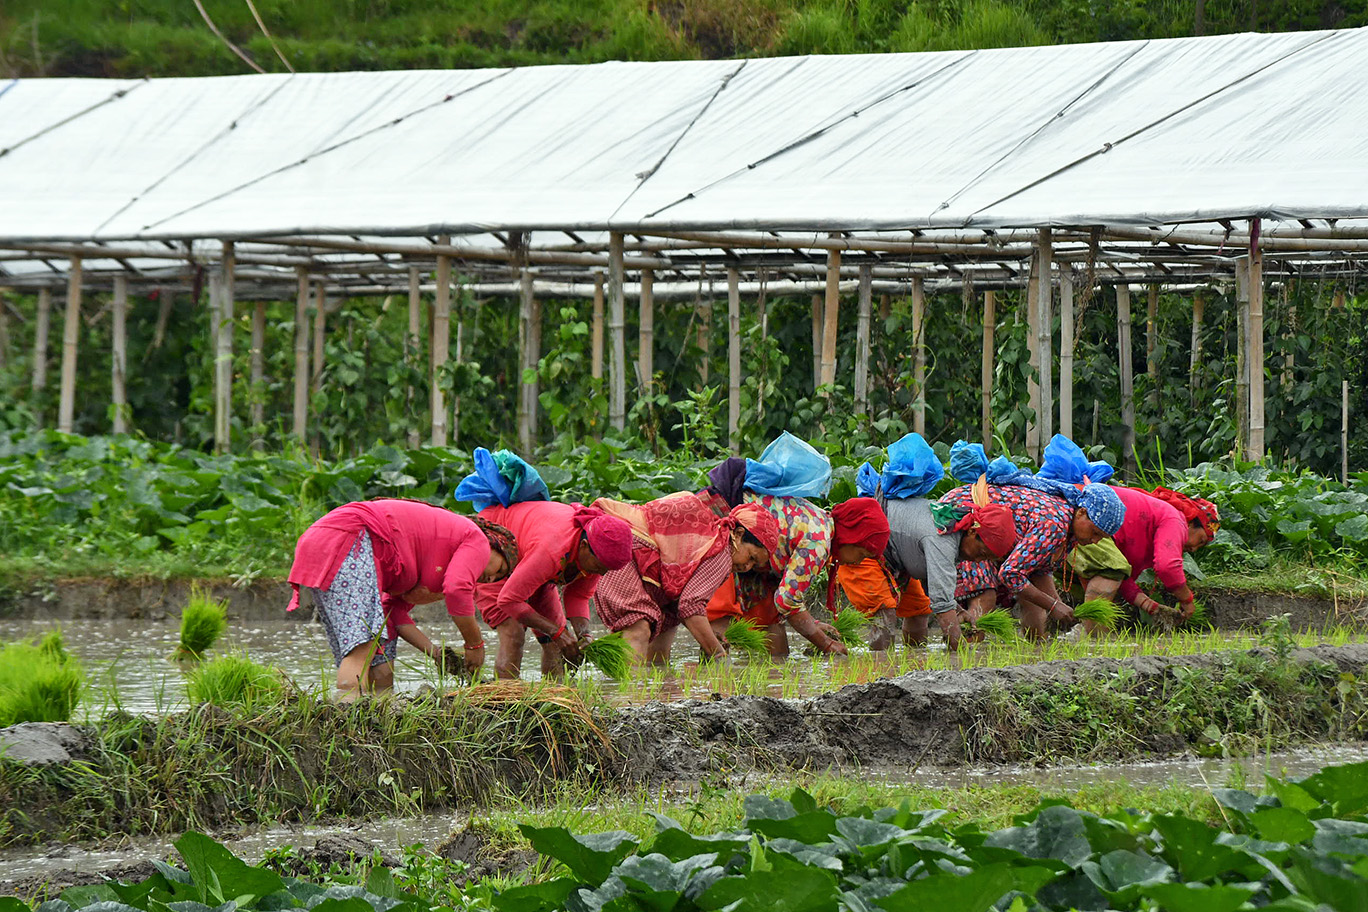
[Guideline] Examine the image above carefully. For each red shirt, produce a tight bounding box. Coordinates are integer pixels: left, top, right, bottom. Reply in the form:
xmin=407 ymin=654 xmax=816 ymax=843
xmin=475 ymin=501 xmax=600 ymax=625
xmin=287 ymin=500 xmax=491 ymax=620
xmin=1110 ymin=486 xmax=1189 ymax=604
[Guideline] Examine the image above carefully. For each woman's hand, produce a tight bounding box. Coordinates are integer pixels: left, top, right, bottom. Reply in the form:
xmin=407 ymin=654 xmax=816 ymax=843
xmin=554 ymin=626 xmax=582 ymax=661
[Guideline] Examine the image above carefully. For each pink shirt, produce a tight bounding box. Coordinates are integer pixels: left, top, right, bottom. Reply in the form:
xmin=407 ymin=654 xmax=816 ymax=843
xmin=475 ymin=501 xmax=600 ymax=626
xmin=1110 ymin=486 xmax=1189 ymax=604
xmin=287 ymin=500 xmax=491 ymax=619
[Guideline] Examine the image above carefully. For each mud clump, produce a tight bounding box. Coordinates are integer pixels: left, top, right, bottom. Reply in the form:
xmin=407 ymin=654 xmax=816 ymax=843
xmin=435 ymin=822 xmax=536 ymax=884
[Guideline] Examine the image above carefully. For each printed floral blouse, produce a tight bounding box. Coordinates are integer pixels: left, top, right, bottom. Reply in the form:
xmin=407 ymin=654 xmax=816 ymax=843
xmin=740 ymin=492 xmax=833 ymax=615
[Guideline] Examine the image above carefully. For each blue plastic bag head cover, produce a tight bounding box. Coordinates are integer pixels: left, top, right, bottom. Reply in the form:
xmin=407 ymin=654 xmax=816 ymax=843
xmin=881 ymin=433 xmax=945 ymax=499
xmin=454 ymin=447 xmax=512 ymax=511
xmin=490 ymin=450 xmax=550 ymax=504
xmin=1037 ymin=435 xmax=1089 ymax=483
xmin=856 ymin=462 xmax=881 ymax=498
xmin=948 ymin=440 xmax=989 ymax=483
xmin=1078 ymin=482 xmax=1126 ymax=535
xmin=744 ymin=431 xmax=832 ymax=499
xmin=1084 ymin=461 xmax=1116 ymax=484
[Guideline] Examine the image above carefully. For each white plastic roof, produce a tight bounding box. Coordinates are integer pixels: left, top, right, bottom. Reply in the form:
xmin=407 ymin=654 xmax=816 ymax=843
xmin=1 ymin=26 xmax=1366 ymax=242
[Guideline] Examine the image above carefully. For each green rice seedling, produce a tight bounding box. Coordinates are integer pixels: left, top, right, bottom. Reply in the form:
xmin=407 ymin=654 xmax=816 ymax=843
xmin=0 ymin=636 xmax=84 ymax=726
xmin=973 ymin=609 xmax=1017 ymax=641
xmin=185 ymin=654 xmax=285 ymax=708
xmin=832 ymin=608 xmax=870 ymax=647
xmin=175 ymin=587 xmax=229 ymax=661
xmin=1185 ymin=601 xmax=1213 ymax=629
xmin=1074 ymin=598 xmax=1123 ymax=629
xmin=724 ymin=618 xmax=769 ymax=660
xmin=39 ymin=627 xmax=67 ymax=660
xmin=581 ymin=632 xmax=634 ymax=681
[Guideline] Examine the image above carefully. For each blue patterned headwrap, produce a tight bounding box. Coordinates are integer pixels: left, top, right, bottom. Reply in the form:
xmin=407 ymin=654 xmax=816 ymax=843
xmin=1077 ymin=482 xmax=1125 ymax=536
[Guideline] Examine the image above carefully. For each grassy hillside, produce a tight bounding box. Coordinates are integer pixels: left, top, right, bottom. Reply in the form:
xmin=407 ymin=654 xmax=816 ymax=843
xmin=2 ymin=0 xmax=1365 ymax=78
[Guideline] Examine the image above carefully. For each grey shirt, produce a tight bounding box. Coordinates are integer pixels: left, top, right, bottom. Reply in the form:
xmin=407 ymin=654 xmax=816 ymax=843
xmin=883 ymin=497 xmax=961 ymax=615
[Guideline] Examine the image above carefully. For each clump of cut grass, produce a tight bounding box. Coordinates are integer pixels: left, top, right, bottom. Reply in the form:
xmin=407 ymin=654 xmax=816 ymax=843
xmin=1074 ymin=598 xmax=1123 ymax=629
xmin=724 ymin=618 xmax=769 ymax=660
xmin=832 ymin=608 xmax=870 ymax=647
xmin=0 ymin=634 xmax=84 ymax=726
xmin=581 ymin=632 xmax=634 ymax=681
xmin=973 ymin=609 xmax=1017 ymax=641
xmin=185 ymin=654 xmax=286 ymax=708
xmin=174 ymin=587 xmax=229 ymax=661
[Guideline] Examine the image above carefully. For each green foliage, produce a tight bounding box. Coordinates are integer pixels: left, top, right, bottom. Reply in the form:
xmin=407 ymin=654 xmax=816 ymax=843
xmin=175 ymin=586 xmax=229 ymax=660
xmin=724 ymin=617 xmax=770 ymax=659
xmin=581 ymin=632 xmax=635 ymax=681
xmin=1075 ymin=598 xmax=1123 ymax=628
xmin=184 ymin=654 xmax=286 ymax=708
xmin=0 ymin=632 xmax=84 ymax=726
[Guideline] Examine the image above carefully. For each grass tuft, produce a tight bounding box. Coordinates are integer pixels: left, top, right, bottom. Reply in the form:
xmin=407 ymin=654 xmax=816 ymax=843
xmin=185 ymin=654 xmax=286 ymax=708
xmin=582 ymin=632 xmax=634 ymax=681
xmin=174 ymin=587 xmax=229 ymax=661
xmin=724 ymin=618 xmax=769 ymax=660
xmin=832 ymin=608 xmax=870 ymax=647
xmin=1074 ymin=598 xmax=1123 ymax=628
xmin=0 ymin=634 xmax=84 ymax=726
xmin=973 ymin=609 xmax=1017 ymax=640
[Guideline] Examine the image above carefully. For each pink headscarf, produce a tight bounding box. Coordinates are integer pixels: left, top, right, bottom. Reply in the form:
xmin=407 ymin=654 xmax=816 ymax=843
xmin=723 ymin=502 xmax=781 ymax=568
xmin=571 ymin=504 xmax=633 ymax=571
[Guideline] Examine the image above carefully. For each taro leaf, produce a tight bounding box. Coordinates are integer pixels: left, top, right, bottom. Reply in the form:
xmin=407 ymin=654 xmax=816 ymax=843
xmin=647 ymin=812 xmax=684 ymax=833
xmin=1151 ymin=815 xmax=1252 ymax=882
xmin=744 ymin=795 xmax=797 ymax=821
xmin=1311 ymin=819 xmax=1368 ymax=857
xmin=747 ymin=811 xmax=841 ymax=844
xmin=35 ymin=902 xmax=73 ymax=912
xmin=1079 ymin=814 xmax=1140 ymax=855
xmin=1035 ymin=871 xmax=1107 ymax=911
xmin=1287 ymin=852 xmax=1368 ymax=912
xmin=175 ymin=831 xmax=286 ymax=907
xmin=874 ymin=862 xmax=1055 ymax=912
xmin=166 ymin=902 xmax=234 ymax=912
xmin=1142 ymin=882 xmax=1256 ymax=912
xmin=492 ymin=878 xmax=579 ymax=912
xmin=614 ymin=853 xmax=719 ymax=912
xmin=73 ymin=904 xmax=157 ymax=912
xmin=108 ymin=875 xmax=175 ymax=909
xmin=1264 ymin=778 xmax=1322 ymax=815
xmin=0 ymin=901 xmax=31 ymax=912
xmin=648 ymin=827 xmax=749 ymax=864
xmin=766 ymin=838 xmax=844 ymax=872
xmin=363 ymin=868 xmax=400 ymax=901
xmin=1335 ymin=513 xmax=1368 ymax=543
xmin=309 ymin=900 xmax=378 ymax=912
xmin=697 ymin=854 xmax=840 ymax=912
xmin=1081 ymin=849 xmax=1173 ymax=903
xmin=834 ymin=817 xmax=908 ymax=853
xmin=1298 ymin=761 xmax=1368 ymax=816
xmin=1251 ymin=807 xmax=1316 ymax=845
xmin=790 ymin=788 xmax=819 ymax=815
xmin=1212 ymin=789 xmax=1261 ymax=817
xmin=983 ymin=805 xmax=1093 ymax=868
xmin=60 ymin=887 xmax=119 ymax=908
xmin=1275 ymin=519 xmax=1312 ymax=542
xmin=518 ymin=825 xmax=639 ymax=884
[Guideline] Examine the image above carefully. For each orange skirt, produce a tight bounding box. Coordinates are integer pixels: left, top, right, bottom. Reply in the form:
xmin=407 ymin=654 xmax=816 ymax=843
xmin=836 ymin=559 xmax=932 ymax=618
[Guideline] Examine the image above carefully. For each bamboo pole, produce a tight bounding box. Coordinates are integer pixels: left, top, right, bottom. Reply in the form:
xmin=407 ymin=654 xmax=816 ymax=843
xmin=854 ymin=264 xmax=872 ymax=414
xmin=1036 ymin=229 xmax=1054 ymax=448
xmin=431 ymin=239 xmax=452 ymax=448
xmin=1247 ymin=225 xmax=1265 ymax=460
xmin=311 ymin=281 xmax=326 ymax=401
xmin=1344 ymin=380 xmax=1350 ymax=484
xmin=249 ymin=299 xmax=265 ymax=440
xmin=1189 ymin=291 xmax=1205 ymax=393
xmin=406 ymin=266 xmax=421 ymax=448
xmin=810 ymin=293 xmax=822 ymax=391
xmin=517 ymin=268 xmax=538 ymax=453
xmin=1025 ymin=252 xmax=1041 ymax=461
xmin=638 ymin=269 xmax=654 ymax=391
xmin=697 ymin=296 xmax=711 ymax=386
xmin=820 ymin=248 xmax=841 ymax=394
xmin=0 ymin=291 xmax=8 ymax=373
xmin=453 ymin=292 xmax=464 ymax=448
xmin=213 ymin=242 xmax=235 ymax=454
xmin=1059 ymin=269 xmax=1074 ymax=439
xmin=112 ymin=275 xmax=129 ymax=434
xmin=727 ymin=266 xmax=741 ymax=451
xmin=1234 ymin=258 xmax=1250 ymax=460
xmin=608 ymin=233 xmax=627 ymax=431
xmin=292 ymin=268 xmax=309 ymax=439
xmin=31 ymin=287 xmax=51 ymax=399
xmin=911 ymin=276 xmax=926 ymax=435
xmin=1146 ymin=284 xmax=1159 ymax=414
xmin=1117 ymin=284 xmax=1135 ymax=476
xmin=57 ymin=260 xmax=82 ymax=433
xmin=591 ymin=271 xmax=604 ymax=382
xmin=982 ymin=290 xmax=995 ymax=451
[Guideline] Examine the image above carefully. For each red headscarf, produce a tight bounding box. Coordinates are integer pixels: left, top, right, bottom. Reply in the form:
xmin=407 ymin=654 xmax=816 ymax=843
xmin=1148 ymin=487 xmax=1221 ymax=539
xmin=827 ymin=497 xmax=892 ymax=611
xmin=570 ymin=504 xmax=633 ymax=571
xmin=724 ymin=502 xmax=781 ymax=569
xmin=946 ymin=476 xmax=1017 ymax=559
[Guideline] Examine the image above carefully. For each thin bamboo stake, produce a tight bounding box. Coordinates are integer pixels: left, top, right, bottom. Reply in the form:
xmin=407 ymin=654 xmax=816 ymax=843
xmin=727 ymin=266 xmax=741 ymax=451
xmin=1036 ymin=229 xmax=1054 ymax=448
xmin=697 ymin=296 xmax=711 ymax=386
xmin=1234 ymin=258 xmax=1250 ymax=460
xmin=608 ymin=233 xmax=626 ymax=431
xmin=982 ymin=290 xmax=995 ymax=452
xmin=1189 ymin=291 xmax=1205 ymax=402
xmin=1117 ymin=284 xmax=1135 ymax=476
xmin=406 ymin=266 xmax=421 ymax=448
xmin=213 ymin=242 xmax=235 ymax=454
xmin=1247 ymin=224 xmax=1265 ymax=460
xmin=0 ymin=291 xmax=9 ymax=373
xmin=431 ymin=239 xmax=452 ymax=448
xmin=638 ymin=269 xmax=654 ymax=392
xmin=591 ymin=271 xmax=604 ymax=381
xmin=1025 ymin=252 xmax=1041 ymax=460
xmin=1059 ymin=269 xmax=1074 ymax=439
xmin=150 ymin=288 xmax=173 ymax=354
xmin=292 ymin=268 xmax=309 ymax=439
xmin=112 ymin=275 xmax=129 ymax=434
xmin=453 ymin=293 xmax=465 ymax=448
xmin=311 ymin=281 xmax=326 ymax=401
xmin=854 ymin=264 xmax=872 ymax=414
xmin=32 ymin=287 xmax=51 ymax=396
xmin=1146 ymin=283 xmax=1159 ymax=414
xmin=517 ymin=268 xmax=538 ymax=453
xmin=810 ymin=293 xmax=822 ymax=392
xmin=820 ymin=247 xmax=840 ymax=394
xmin=911 ymin=276 xmax=926 ymax=435
xmin=1344 ymin=379 xmax=1350 ymax=484
xmin=249 ymin=298 xmax=265 ymax=440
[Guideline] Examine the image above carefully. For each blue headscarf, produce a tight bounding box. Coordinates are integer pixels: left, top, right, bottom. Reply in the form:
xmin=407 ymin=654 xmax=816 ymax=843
xmin=1077 ymin=483 xmax=1126 ymax=535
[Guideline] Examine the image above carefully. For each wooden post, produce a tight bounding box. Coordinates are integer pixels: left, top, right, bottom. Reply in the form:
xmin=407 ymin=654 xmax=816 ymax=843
xmin=406 ymin=266 xmax=421 ymax=448
xmin=810 ymin=293 xmax=822 ymax=392
xmin=1117 ymin=284 xmax=1136 ymax=476
xmin=431 ymin=239 xmax=452 ymax=447
xmin=1234 ymin=258 xmax=1250 ymax=460
xmin=981 ymin=290 xmax=995 ymax=451
xmin=292 ymin=268 xmax=309 ymax=439
xmin=697 ymin=296 xmax=711 ymax=386
xmin=608 ymin=233 xmax=627 ymax=431
xmin=1025 ymin=252 xmax=1041 ymax=460
xmin=911 ymin=276 xmax=926 ymax=435
xmin=1146 ymin=284 xmax=1160 ymax=414
xmin=1344 ymin=380 xmax=1351 ymax=484
xmin=311 ymin=281 xmax=326 ymax=401
xmin=249 ymin=299 xmax=266 ymax=439
xmin=591 ymin=271 xmax=605 ymax=381
xmin=32 ymin=287 xmax=51 ymax=398
xmin=727 ymin=267 xmax=742 ymax=450
xmin=1036 ymin=229 xmax=1054 ymax=447
xmin=517 ymin=268 xmax=538 ymax=453
xmin=638 ymin=269 xmax=654 ymax=391
xmin=453 ymin=293 xmax=465 ymax=448
xmin=820 ymin=248 xmax=840 ymax=394
xmin=57 ymin=259 xmax=82 ymax=433
xmin=1247 ymin=226 xmax=1265 ymax=460
xmin=1059 ymin=269 xmax=1074 ymax=439
xmin=854 ymin=265 xmax=872 ymax=414
xmin=111 ymin=275 xmax=129 ymax=434
xmin=213 ymin=242 xmax=235 ymax=454
xmin=0 ymin=291 xmax=8 ymax=373
xmin=1189 ymin=290 xmax=1205 ymax=404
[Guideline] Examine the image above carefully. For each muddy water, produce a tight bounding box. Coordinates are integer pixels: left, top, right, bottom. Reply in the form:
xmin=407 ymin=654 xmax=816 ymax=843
xmin=2 ymin=743 xmax=1365 ymax=885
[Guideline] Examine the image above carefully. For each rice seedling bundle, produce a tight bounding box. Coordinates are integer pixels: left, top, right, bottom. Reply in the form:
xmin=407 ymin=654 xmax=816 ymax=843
xmin=0 ymin=634 xmax=84 ymax=726
xmin=1073 ymin=598 xmax=1123 ymax=629
xmin=1186 ymin=600 xmax=1212 ymax=628
xmin=175 ymin=588 xmax=229 ymax=661
xmin=185 ymin=654 xmax=285 ymax=707
xmin=39 ymin=627 xmax=68 ymax=660
xmin=973 ymin=609 xmax=1017 ymax=640
xmin=832 ymin=608 xmax=870 ymax=647
xmin=581 ymin=632 xmax=634 ymax=681
xmin=724 ymin=618 xmax=769 ymax=659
